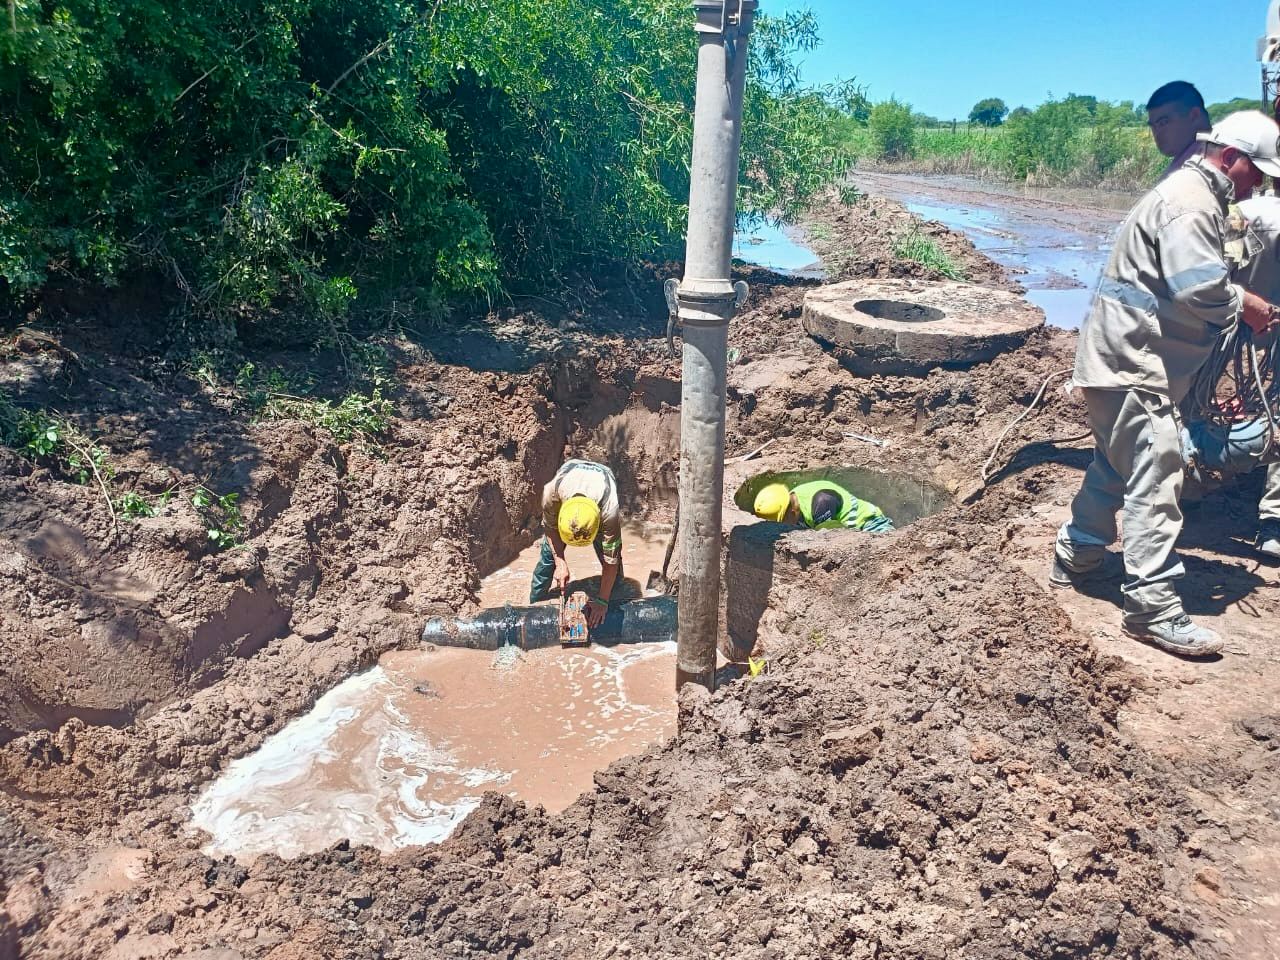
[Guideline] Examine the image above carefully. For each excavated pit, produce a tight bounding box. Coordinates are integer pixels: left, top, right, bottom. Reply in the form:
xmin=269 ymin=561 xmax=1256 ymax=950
xmin=722 ymin=463 xmax=953 ymax=658
xmin=190 ymin=519 xmax=680 ymax=860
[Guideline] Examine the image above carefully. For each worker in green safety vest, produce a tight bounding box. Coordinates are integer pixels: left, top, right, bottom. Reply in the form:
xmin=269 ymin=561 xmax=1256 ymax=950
xmin=751 ymin=481 xmax=894 ymax=533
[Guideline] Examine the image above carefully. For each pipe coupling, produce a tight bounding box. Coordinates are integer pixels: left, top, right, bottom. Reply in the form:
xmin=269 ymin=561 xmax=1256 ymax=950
xmin=693 ymin=0 xmax=757 ymax=37
xmin=672 ymin=279 xmax=749 ymax=325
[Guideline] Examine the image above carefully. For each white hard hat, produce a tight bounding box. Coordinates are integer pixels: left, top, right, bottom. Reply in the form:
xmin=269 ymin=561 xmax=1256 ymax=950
xmin=1197 ymin=110 xmax=1280 ymax=178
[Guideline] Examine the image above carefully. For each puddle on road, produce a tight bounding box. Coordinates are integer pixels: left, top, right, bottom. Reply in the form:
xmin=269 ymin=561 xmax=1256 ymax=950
xmin=854 ymin=173 xmax=1131 ymax=330
xmin=733 ymin=219 xmax=824 ymax=278
xmin=190 ymin=521 xmax=678 ymax=861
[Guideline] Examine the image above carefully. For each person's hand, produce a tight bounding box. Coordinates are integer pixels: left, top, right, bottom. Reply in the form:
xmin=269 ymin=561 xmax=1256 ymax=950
xmin=585 ymin=597 xmax=608 ymax=628
xmin=1241 ymin=292 xmax=1277 ymax=335
xmin=553 ymin=558 xmax=571 ymax=595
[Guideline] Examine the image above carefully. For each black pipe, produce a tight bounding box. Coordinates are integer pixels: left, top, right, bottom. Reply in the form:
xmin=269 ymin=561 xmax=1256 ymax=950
xmin=421 ymin=597 xmax=678 ymax=652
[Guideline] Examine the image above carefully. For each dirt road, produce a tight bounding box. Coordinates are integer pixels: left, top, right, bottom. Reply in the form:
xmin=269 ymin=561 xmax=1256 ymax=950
xmin=0 ymin=185 xmax=1277 ymax=958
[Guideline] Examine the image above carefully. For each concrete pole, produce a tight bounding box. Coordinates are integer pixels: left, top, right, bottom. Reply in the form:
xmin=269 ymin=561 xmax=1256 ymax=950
xmin=674 ymin=0 xmax=756 ymax=692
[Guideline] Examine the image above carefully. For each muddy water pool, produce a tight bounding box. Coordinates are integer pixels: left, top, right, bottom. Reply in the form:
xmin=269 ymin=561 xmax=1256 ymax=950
xmin=190 ymin=522 xmax=678 ymax=860
xmin=733 ymin=218 xmax=825 ymax=278
xmin=853 ymin=171 xmax=1133 ymax=330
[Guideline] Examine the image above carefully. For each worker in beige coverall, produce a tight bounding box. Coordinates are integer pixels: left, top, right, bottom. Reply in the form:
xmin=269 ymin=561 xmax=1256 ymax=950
xmin=529 ymin=459 xmax=624 ymax=627
xmin=1228 ymin=195 xmax=1280 ymax=560
xmin=1151 ymin=81 xmax=1280 ymax=561
xmin=1051 ymin=112 xmax=1280 ymax=658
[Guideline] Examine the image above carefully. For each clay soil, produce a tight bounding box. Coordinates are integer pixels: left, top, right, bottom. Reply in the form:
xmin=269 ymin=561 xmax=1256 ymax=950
xmin=1 ymin=186 xmax=1278 ymax=960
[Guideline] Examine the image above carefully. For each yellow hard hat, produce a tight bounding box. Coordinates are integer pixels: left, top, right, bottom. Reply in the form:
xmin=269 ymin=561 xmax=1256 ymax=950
xmin=753 ymin=483 xmax=791 ymax=522
xmin=558 ymin=496 xmax=601 ymax=546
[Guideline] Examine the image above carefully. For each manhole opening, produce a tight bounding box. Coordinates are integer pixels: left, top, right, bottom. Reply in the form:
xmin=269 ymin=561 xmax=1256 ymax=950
xmin=854 ymin=299 xmax=945 ymax=324
xmin=734 ymin=466 xmax=951 ymax=527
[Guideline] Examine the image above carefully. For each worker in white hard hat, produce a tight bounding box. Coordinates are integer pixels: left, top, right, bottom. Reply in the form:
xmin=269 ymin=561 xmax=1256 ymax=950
xmin=1051 ymin=111 xmax=1280 ymax=658
xmin=529 ymin=459 xmax=623 ymax=627
xmin=1221 ymin=194 xmax=1280 ymax=560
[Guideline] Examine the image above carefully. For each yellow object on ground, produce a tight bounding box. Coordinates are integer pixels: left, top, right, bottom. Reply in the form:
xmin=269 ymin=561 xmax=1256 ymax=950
xmin=558 ymin=495 xmax=601 ymax=546
xmin=753 ymin=483 xmax=790 ymax=522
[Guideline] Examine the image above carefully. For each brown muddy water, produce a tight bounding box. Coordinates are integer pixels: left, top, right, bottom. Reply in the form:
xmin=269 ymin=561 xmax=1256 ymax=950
xmin=852 ymin=171 xmax=1133 ymax=330
xmin=189 ymin=522 xmax=678 ymax=860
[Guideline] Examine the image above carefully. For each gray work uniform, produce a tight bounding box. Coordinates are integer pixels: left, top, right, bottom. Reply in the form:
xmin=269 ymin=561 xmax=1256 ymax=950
xmin=1057 ymin=157 xmax=1244 ymax=625
xmin=1232 ymin=197 xmax=1280 ymax=522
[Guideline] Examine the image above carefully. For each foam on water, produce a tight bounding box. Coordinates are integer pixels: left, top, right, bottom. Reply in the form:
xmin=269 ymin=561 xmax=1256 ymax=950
xmin=190 ymin=640 xmax=677 ymax=860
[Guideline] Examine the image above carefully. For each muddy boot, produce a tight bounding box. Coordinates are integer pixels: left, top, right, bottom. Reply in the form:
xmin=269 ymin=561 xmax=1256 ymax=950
xmin=1256 ymin=519 xmax=1280 ymax=561
xmin=1123 ymin=614 xmax=1223 ymax=658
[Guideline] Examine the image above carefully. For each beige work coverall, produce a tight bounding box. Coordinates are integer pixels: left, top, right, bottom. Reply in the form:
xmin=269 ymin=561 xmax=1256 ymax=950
xmin=1233 ymin=196 xmax=1280 ymax=523
xmin=1056 ymin=158 xmax=1243 ymax=625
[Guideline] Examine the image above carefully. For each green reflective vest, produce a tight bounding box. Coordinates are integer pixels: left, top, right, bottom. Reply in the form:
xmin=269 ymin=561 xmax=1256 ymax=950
xmin=790 ymin=480 xmax=887 ymax=531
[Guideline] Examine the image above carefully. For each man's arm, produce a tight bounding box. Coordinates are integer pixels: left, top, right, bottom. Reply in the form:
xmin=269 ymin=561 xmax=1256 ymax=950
xmin=542 ymin=481 xmax=572 ymax=593
xmin=1156 ymin=211 xmax=1243 ymax=328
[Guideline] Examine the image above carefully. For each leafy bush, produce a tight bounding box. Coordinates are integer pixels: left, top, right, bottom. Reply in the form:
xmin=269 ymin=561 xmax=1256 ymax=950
xmin=868 ymin=99 xmax=916 ymax=160
xmin=0 ymin=398 xmax=111 ymax=485
xmin=1208 ymin=98 xmax=1266 ymax=122
xmin=1002 ymin=98 xmax=1091 ymax=178
xmin=1 ymin=0 xmax=849 ymax=341
xmin=192 ymin=487 xmax=246 ymax=551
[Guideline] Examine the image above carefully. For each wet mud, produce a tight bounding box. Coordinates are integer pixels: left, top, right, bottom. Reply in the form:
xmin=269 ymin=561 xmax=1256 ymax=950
xmin=0 ymin=184 xmax=1278 ymax=959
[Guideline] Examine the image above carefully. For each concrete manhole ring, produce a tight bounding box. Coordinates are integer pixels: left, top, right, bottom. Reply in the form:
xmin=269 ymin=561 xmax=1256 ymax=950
xmin=802 ymin=279 xmax=1045 ymax=374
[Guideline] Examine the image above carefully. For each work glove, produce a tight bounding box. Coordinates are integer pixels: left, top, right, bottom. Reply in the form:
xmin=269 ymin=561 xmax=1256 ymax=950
xmin=1241 ymin=292 xmax=1278 ymax=336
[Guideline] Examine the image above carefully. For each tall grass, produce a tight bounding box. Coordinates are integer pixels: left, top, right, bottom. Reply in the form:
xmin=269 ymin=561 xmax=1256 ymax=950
xmin=845 ymin=98 xmax=1166 ymax=190
xmin=892 ymin=230 xmax=965 ymax=280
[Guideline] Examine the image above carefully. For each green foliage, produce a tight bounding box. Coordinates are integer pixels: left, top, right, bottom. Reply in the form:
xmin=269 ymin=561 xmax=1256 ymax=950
xmin=892 ymin=230 xmax=964 ymax=281
xmin=218 ymin=359 xmax=393 ymax=449
xmin=869 ymin=98 xmax=915 ymax=160
xmin=841 ymin=93 xmax=1161 ymax=187
xmin=1 ymin=0 xmax=849 ymax=339
xmin=968 ymin=98 xmax=1008 ymax=127
xmin=114 ymin=491 xmax=157 ymax=519
xmin=0 ymin=398 xmax=111 ymax=485
xmin=1207 ymin=97 xmax=1266 ymax=122
xmin=1003 ymin=98 xmax=1090 ymax=178
xmin=192 ymin=486 xmax=246 ymax=551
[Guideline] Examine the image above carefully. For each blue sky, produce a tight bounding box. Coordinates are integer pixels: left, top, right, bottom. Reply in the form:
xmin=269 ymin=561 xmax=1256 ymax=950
xmin=769 ymin=0 xmax=1272 ymax=119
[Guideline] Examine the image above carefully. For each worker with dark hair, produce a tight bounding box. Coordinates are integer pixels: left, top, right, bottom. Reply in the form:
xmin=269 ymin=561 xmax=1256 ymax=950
xmin=1052 ymin=112 xmax=1280 ymax=658
xmin=1147 ymin=81 xmax=1212 ymax=181
xmin=753 ymin=480 xmax=894 ymax=533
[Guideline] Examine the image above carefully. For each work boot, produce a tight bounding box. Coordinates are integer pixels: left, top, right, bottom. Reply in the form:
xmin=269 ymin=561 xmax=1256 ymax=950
xmin=1049 ymin=553 xmax=1106 ymax=590
xmin=1256 ymin=519 xmax=1280 ymax=561
xmin=1123 ymin=614 xmax=1223 ymax=658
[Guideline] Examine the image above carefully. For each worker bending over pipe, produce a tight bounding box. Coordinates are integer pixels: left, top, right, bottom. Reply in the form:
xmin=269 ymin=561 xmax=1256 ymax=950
xmin=529 ymin=459 xmax=624 ymax=627
xmin=752 ymin=480 xmax=894 ymax=533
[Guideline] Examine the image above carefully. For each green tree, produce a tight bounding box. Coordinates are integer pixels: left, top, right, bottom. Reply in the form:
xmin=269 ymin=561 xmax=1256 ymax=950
xmin=1063 ymin=93 xmax=1098 ymax=116
xmin=1002 ymin=97 xmax=1091 ymax=178
xmin=869 ymin=98 xmax=915 ymax=159
xmin=968 ymin=98 xmax=1008 ymax=127
xmin=0 ymin=0 xmax=851 ymax=341
xmin=1207 ymin=97 xmax=1266 ymax=121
